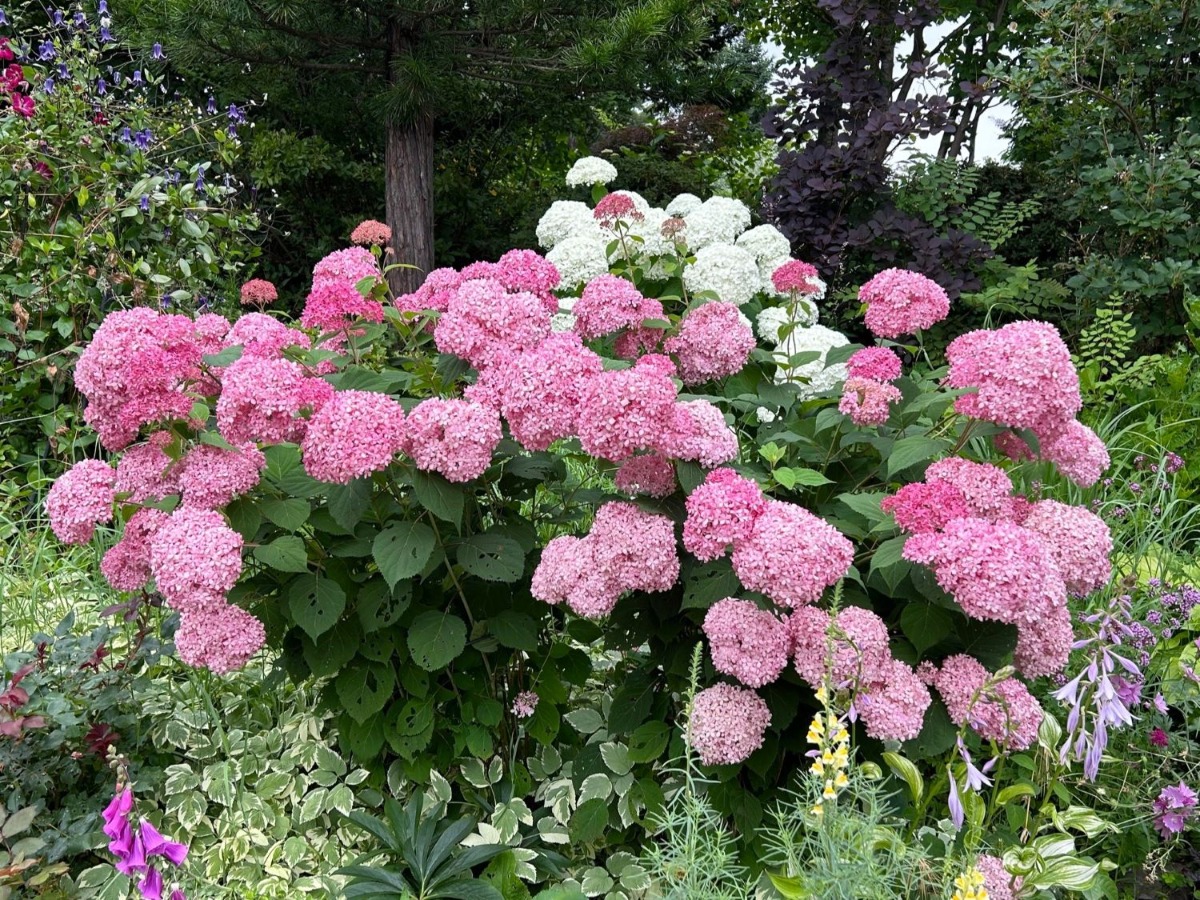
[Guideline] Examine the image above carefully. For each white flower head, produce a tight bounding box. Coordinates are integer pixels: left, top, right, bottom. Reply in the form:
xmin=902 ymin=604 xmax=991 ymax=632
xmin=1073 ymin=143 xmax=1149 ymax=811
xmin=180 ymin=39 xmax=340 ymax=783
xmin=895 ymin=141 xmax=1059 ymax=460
xmin=756 ymin=300 xmax=819 ymax=345
xmin=565 ymin=156 xmax=618 ymax=188
xmin=736 ymin=224 xmax=792 ymax=264
xmin=773 ymin=324 xmax=850 ymax=397
xmin=610 ymin=208 xmax=680 ymax=280
xmin=536 ymin=200 xmax=595 ymax=250
xmin=666 ymin=192 xmax=703 ymax=217
xmin=546 ymin=235 xmax=609 ymax=290
xmin=755 ymin=407 xmax=778 ymax=424
xmin=683 ymin=196 xmax=752 ymax=250
xmin=683 ymin=243 xmax=760 ymax=306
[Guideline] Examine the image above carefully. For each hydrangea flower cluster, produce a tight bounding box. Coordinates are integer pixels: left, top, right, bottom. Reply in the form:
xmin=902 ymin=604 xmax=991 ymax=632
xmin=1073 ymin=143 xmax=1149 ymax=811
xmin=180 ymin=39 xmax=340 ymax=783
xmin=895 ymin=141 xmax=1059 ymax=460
xmin=929 ymin=654 xmax=1043 ymax=750
xmin=857 ymin=268 xmax=950 ymax=338
xmin=405 ymin=398 xmax=502 ymax=483
xmin=239 ymin=278 xmax=277 ymax=307
xmin=663 ymin=302 xmax=755 ymax=385
xmin=350 ymin=219 xmax=391 ymax=246
xmin=301 ymin=390 xmax=407 ymax=484
xmin=975 ymin=855 xmax=1022 ymax=900
xmin=564 ymin=155 xmax=617 ymax=187
xmin=531 ymin=502 xmax=679 ymax=618
xmin=687 ymin=683 xmax=771 ymax=766
xmin=46 ymin=458 xmax=116 ymax=544
xmin=703 ymin=599 xmax=790 ymax=688
xmin=838 ymin=376 xmax=901 ymax=426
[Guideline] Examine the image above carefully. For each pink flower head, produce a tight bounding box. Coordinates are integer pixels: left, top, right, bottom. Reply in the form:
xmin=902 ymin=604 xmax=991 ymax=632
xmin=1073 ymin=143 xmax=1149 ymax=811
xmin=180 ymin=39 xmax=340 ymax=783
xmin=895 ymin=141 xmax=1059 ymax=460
xmin=175 ymin=603 xmax=266 ymax=673
xmin=239 ymin=279 xmax=278 ymax=306
xmin=932 ymin=654 xmax=1042 ymax=750
xmin=405 ymin=398 xmax=501 ymax=483
xmin=113 ymin=435 xmax=178 ymax=504
xmin=496 ymin=249 xmax=561 ymax=314
xmin=925 ymin=457 xmax=1016 ymax=522
xmin=838 ymin=376 xmax=901 ymax=426
xmin=688 ymin=683 xmax=771 ymax=765
xmin=846 ymin=346 xmax=903 ymax=382
xmin=216 ymin=356 xmax=334 ymax=445
xmin=594 ymin=191 xmax=645 ymax=225
xmin=139 ymin=820 xmax=189 ymax=868
xmin=657 ymin=399 xmax=739 ymax=469
xmin=573 ymin=274 xmax=660 ymax=341
xmin=511 ymin=690 xmax=539 ymax=719
xmin=1013 ymin=603 xmax=1073 ymax=677
xmin=177 ymin=443 xmax=266 ymax=509
xmin=577 ymin=355 xmax=677 ymax=462
xmin=1040 ymin=419 xmax=1110 ymax=487
xmin=612 ymin=322 xmax=664 ymax=360
xmin=312 ymin=247 xmax=380 ymax=288
xmin=976 ymin=855 xmax=1021 ymax=900
xmin=149 ymin=507 xmax=244 ymax=610
xmin=459 ymin=260 xmax=502 ymax=282
xmin=790 ymin=605 xmax=893 ymax=690
xmin=730 ymin=499 xmax=854 ymax=608
xmin=663 ymin=302 xmax=755 ymax=385
xmin=945 ymin=321 xmax=1082 ymax=437
xmin=434 ymin=279 xmax=551 ymax=369
xmin=301 ymin=390 xmax=407 ymax=484
xmin=101 ymin=508 xmax=169 ymax=592
xmin=225 ymin=313 xmax=310 ymax=360
xmin=683 ymin=467 xmax=767 ymax=561
xmin=858 ymin=268 xmax=950 ymax=338
xmin=11 ymin=92 xmax=34 ymax=117
xmin=614 ymin=453 xmax=677 ymax=498
xmin=395 ymin=267 xmax=464 ymax=315
xmin=1153 ymin=782 xmax=1199 ymax=839
xmin=350 ymin=219 xmax=391 ymax=246
xmin=994 ymin=430 xmax=1035 ymax=462
xmin=102 ymin=789 xmax=134 ymax=840
xmin=881 ymin=481 xmax=971 ymax=535
xmin=1021 ymin=499 xmax=1112 ymax=595
xmin=301 ymin=279 xmax=385 ymax=334
xmin=771 ymin=260 xmax=822 ymax=295
xmin=703 ymin=598 xmax=790 ymax=688
xmin=46 ymin=459 xmax=115 ymax=544
xmin=857 ymin=659 xmax=931 ymax=741
xmin=1150 ymin=727 xmax=1169 ymax=747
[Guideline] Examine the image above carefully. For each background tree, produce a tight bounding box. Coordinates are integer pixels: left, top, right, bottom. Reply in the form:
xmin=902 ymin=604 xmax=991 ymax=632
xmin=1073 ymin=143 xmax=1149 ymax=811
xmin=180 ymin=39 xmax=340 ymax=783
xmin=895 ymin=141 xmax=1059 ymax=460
xmin=136 ymin=0 xmax=726 ymax=292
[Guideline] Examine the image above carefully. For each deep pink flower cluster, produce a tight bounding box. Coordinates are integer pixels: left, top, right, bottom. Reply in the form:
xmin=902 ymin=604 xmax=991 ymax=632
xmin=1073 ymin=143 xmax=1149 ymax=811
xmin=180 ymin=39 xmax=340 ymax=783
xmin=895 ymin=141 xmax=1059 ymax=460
xmin=880 ymin=481 xmax=971 ymax=535
xmin=838 ymin=376 xmax=901 ymax=426
xmin=575 ymin=355 xmax=677 ymax=460
xmin=216 ymin=356 xmax=334 ymax=446
xmin=573 ymin=274 xmax=662 ymax=341
xmin=663 ymin=302 xmax=755 ymax=384
xmin=846 ymin=347 xmax=903 ymax=382
xmin=593 ymin=192 xmax=644 ymax=225
xmin=45 ymin=459 xmax=115 ymax=544
xmin=239 ymin=278 xmax=278 ymax=306
xmin=930 ymin=654 xmax=1042 ymax=750
xmin=658 ymin=400 xmax=739 ymax=469
xmin=225 ymin=313 xmax=310 ymax=360
xmin=101 ymin=508 xmax=169 ymax=592
xmin=405 ymin=398 xmax=502 ymax=483
xmin=113 ymin=435 xmax=178 ymax=503
xmin=688 ymin=683 xmax=772 ymax=766
xmin=495 ymin=249 xmax=561 ymax=313
xmin=174 ymin=603 xmax=267 ymax=674
xmin=858 ymin=268 xmax=950 ymax=338
xmin=177 ymin=443 xmax=265 ymax=509
xmin=301 ymin=390 xmax=408 ymax=484
xmin=396 ymin=252 xmax=560 ymax=318
xmin=532 ymin=502 xmax=679 ymax=618
xmin=771 ymin=260 xmax=822 ymax=295
xmin=925 ymin=458 xmax=1019 ymax=521
xmin=703 ymin=598 xmax=790 ymax=688
xmin=434 ymin=278 xmax=551 ymax=369
xmin=614 ymin=453 xmax=677 ymax=498
xmin=102 ymin=788 xmax=188 ymax=900
xmin=301 ymin=279 xmax=385 ymax=334
xmin=350 ymin=219 xmax=391 ymax=246
xmin=683 ymin=468 xmax=767 ymax=561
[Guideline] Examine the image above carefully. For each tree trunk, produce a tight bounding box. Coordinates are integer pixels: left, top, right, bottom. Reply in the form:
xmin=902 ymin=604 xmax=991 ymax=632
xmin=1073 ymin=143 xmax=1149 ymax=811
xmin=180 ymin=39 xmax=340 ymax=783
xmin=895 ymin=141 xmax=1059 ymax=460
xmin=385 ymin=114 xmax=435 ymax=296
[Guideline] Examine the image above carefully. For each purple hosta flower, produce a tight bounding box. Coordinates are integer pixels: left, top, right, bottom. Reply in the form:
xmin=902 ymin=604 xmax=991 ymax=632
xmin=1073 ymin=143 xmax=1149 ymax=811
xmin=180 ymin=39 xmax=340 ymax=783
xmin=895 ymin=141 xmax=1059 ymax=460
xmin=37 ymin=40 xmax=56 ymax=61
xmin=947 ymin=764 xmax=964 ymax=830
xmin=511 ymin=691 xmax=538 ymax=719
xmin=1153 ymin=782 xmax=1198 ymax=839
xmin=139 ymin=195 xmax=150 ymax=213
xmin=152 ymin=42 xmax=165 ymax=59
xmin=946 ymin=740 xmax=996 ymax=831
xmin=1054 ymin=595 xmax=1140 ymax=781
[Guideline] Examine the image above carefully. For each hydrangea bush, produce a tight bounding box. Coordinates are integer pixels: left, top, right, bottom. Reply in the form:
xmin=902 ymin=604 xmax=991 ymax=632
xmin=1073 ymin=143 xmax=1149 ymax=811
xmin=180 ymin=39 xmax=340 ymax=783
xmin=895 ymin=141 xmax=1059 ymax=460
xmin=48 ymin=154 xmax=1121 ymax=890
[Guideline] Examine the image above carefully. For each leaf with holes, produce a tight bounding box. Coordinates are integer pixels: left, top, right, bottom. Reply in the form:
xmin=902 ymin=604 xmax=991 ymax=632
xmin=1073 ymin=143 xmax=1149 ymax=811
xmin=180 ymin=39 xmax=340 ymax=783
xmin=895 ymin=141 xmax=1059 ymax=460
xmin=458 ymin=533 xmax=525 ymax=583
xmin=407 ymin=611 xmax=467 ymax=671
xmin=627 ymin=721 xmax=670 ymax=763
xmin=288 ymin=577 xmax=346 ymax=640
xmin=488 ymin=610 xmax=538 ymax=651
xmin=357 ymin=580 xmax=412 ymax=633
xmin=411 ymin=470 xmax=465 ymax=527
xmin=373 ymin=522 xmax=436 ymax=588
xmin=254 ymin=535 xmax=309 ymax=573
xmin=336 ymin=662 xmax=394 ymax=723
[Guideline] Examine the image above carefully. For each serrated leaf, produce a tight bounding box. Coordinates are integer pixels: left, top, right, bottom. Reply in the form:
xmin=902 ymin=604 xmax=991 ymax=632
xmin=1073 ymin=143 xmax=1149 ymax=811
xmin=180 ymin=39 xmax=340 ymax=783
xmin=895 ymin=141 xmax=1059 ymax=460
xmin=261 ymin=497 xmax=310 ymax=531
xmin=885 ymin=436 xmax=949 ymax=478
xmin=681 ymin=560 xmax=740 ymax=611
xmin=288 ymin=577 xmax=346 ymax=640
xmin=458 ymin=533 xmax=525 ymax=583
xmin=327 ymin=479 xmax=372 ymax=531
xmin=626 ymin=722 xmax=670 ymax=763
xmin=373 ymin=522 xmax=436 ymax=588
xmin=357 ymin=579 xmax=412 ymax=633
xmin=569 ymin=799 xmax=609 ymax=845
xmin=336 ymin=662 xmax=395 ymax=723
xmin=254 ymin=535 xmax=310 ymax=573
xmin=411 ymin=470 xmax=465 ymax=527
xmin=407 ymin=611 xmax=467 ymax=671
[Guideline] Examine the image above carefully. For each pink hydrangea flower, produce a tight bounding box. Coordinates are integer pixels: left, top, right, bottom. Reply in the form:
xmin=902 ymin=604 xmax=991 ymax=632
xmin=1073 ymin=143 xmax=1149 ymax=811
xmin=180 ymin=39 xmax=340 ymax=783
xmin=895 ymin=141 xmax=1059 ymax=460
xmin=790 ymin=605 xmax=893 ymax=690
xmin=771 ymin=260 xmax=822 ymax=295
xmin=730 ymin=499 xmax=854 ymax=608
xmin=944 ymin=321 xmax=1081 ymax=438
xmin=175 ymin=603 xmax=266 ymax=673
xmin=224 ymin=313 xmax=310 ymax=360
xmin=239 ymin=278 xmax=278 ymax=306
xmin=434 ymin=278 xmax=551 ymax=369
xmin=177 ymin=443 xmax=266 ymax=509
xmin=149 ymin=508 xmax=244 ymax=610
xmin=657 ymin=400 xmax=739 ymax=469
xmin=573 ymin=274 xmax=661 ymax=341
xmin=350 ymin=219 xmax=391 ymax=246
xmin=994 ymin=430 xmax=1035 ymax=461
xmin=846 ymin=346 xmax=903 ymax=382
xmin=301 ymin=390 xmax=407 ymax=484
xmin=857 ymin=660 xmax=931 ymax=741
xmin=593 ymin=191 xmax=645 ymax=225
xmin=312 ymin=247 xmax=380 ymax=288
xmin=459 ymin=261 xmax=502 ymax=281
xmin=511 ymin=690 xmax=539 ymax=719
xmin=395 ymin=267 xmax=464 ymax=315
xmin=881 ymin=481 xmax=971 ymax=535
xmin=838 ymin=376 xmax=902 ymax=426
xmin=301 ymin=280 xmax=385 ymax=334
xmin=45 ymin=459 xmax=115 ymax=544
xmin=858 ymin=268 xmax=950 ymax=338
xmin=405 ymin=398 xmax=501 ymax=483
xmin=976 ymin=854 xmax=1022 ymax=900
xmin=1040 ymin=420 xmax=1110 ymax=487
xmin=932 ymin=654 xmax=1043 ymax=750
xmin=496 ymin=249 xmax=561 ymax=314
xmin=614 ymin=453 xmax=677 ymax=498
xmin=663 ymin=302 xmax=756 ymax=385
xmin=703 ymin=598 xmax=790 ymax=688
xmin=925 ymin=457 xmax=1016 ymax=521
xmin=577 ymin=355 xmax=677 ymax=462
xmin=101 ymin=508 xmax=169 ymax=591
xmin=1021 ymin=499 xmax=1112 ymax=595
xmin=688 ymin=683 xmax=771 ymax=765
xmin=216 ymin=356 xmax=334 ymax=445
xmin=531 ymin=536 xmax=616 ymax=616
xmin=683 ymin=467 xmax=766 ymax=561
xmin=113 ymin=435 xmax=179 ymax=504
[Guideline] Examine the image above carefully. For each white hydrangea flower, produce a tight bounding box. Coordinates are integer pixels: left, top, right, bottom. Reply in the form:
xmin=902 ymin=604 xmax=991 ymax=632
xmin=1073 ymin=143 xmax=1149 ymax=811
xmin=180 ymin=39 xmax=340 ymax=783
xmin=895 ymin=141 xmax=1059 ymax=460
xmin=755 ymin=407 xmax=778 ymax=424
xmin=565 ymin=155 xmax=618 ymax=187
xmin=551 ymin=312 xmax=576 ymax=332
xmin=536 ymin=201 xmax=595 ymax=249
xmin=608 ymin=208 xmax=680 ymax=280
xmin=682 ymin=243 xmax=760 ymax=306
xmin=736 ymin=225 xmax=792 ymax=264
xmin=773 ymin=324 xmax=850 ymax=397
xmin=683 ymin=196 xmax=752 ymax=250
xmin=666 ymin=192 xmax=703 ymax=217
xmin=546 ymin=235 xmax=610 ymax=290
xmin=756 ymin=300 xmax=819 ymax=345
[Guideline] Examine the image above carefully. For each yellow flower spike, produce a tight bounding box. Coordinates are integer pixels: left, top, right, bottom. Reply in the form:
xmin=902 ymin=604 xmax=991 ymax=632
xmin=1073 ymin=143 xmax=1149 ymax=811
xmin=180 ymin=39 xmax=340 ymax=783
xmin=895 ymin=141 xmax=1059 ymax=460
xmin=816 ymin=686 xmax=829 ymax=704
xmin=833 ymin=771 xmax=849 ymax=788
xmin=812 ymin=759 xmax=825 ymax=777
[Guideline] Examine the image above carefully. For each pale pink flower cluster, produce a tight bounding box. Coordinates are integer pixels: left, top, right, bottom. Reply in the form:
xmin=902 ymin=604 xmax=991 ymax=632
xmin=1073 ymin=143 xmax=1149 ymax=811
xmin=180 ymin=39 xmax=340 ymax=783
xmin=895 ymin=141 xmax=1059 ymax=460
xmin=395 ymin=252 xmax=560 ymax=317
xmin=846 ymin=346 xmax=903 ymax=382
xmin=113 ymin=435 xmax=178 ymax=503
xmin=301 ymin=390 xmax=408 ymax=484
xmin=101 ymin=508 xmax=168 ymax=591
xmin=216 ymin=356 xmax=334 ymax=446
xmin=45 ymin=459 xmax=116 ymax=544
xmin=175 ymin=603 xmax=267 ymax=674
xmin=838 ymin=376 xmax=901 ymax=426
xmin=239 ymin=278 xmax=278 ymax=306
xmin=683 ymin=468 xmax=766 ymax=561
xmin=925 ymin=457 xmax=1021 ymax=521
xmin=930 ymin=654 xmax=1042 ymax=750
xmin=688 ymin=683 xmax=772 ymax=766
xmin=663 ymin=302 xmax=755 ymax=384
xmin=395 ymin=267 xmax=464 ymax=315
xmin=350 ymin=219 xmax=391 ymax=247
xmin=771 ymin=260 xmax=822 ymax=295
xmin=573 ymin=274 xmax=662 ymax=341
xmin=531 ymin=502 xmax=679 ymax=618
xmin=1039 ymin=420 xmax=1111 ymax=487
xmin=858 ymin=268 xmax=950 ymax=338
xmin=312 ymin=246 xmax=381 ymax=287
xmin=658 ymin=400 xmax=739 ymax=468
xmin=225 ymin=313 xmax=310 ymax=360
xmin=1021 ymin=499 xmax=1113 ymax=595
xmin=495 ymin=249 xmax=561 ymax=313
xmin=177 ymin=444 xmax=266 ymax=509
xmin=614 ymin=453 xmax=677 ymax=498
xmin=703 ymin=598 xmax=790 ymax=688
xmin=405 ymin=398 xmax=502 ymax=483
xmin=976 ymin=855 xmax=1022 ymax=900
xmin=434 ymin=278 xmax=551 ymax=369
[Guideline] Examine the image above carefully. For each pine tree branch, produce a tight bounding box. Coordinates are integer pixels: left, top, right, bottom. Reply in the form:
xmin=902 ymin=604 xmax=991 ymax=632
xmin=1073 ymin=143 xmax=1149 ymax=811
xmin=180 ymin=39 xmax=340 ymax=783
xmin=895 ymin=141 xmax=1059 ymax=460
xmin=244 ymin=0 xmax=385 ymax=51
